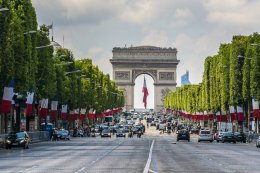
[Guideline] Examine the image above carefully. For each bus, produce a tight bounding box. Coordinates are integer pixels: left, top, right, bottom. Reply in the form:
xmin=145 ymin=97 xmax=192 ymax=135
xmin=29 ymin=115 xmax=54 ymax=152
xmin=104 ymin=116 xmax=114 ymax=125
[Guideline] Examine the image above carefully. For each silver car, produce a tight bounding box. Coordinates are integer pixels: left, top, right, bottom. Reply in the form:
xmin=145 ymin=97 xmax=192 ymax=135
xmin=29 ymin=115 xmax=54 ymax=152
xmin=198 ymin=130 xmax=213 ymax=142
xmin=256 ymin=136 xmax=260 ymax=148
xmin=215 ymin=132 xmax=224 ymax=142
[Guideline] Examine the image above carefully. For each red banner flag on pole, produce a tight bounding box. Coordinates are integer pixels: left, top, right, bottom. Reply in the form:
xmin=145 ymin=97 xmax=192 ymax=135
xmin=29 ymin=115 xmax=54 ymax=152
xmin=61 ymin=105 xmax=67 ymax=120
xmin=50 ymin=101 xmax=58 ymax=121
xmin=0 ymin=80 xmax=14 ymax=113
xmin=25 ymin=92 xmax=34 ymax=116
xmin=39 ymin=99 xmax=48 ymax=118
xmin=142 ymin=76 xmax=149 ymax=109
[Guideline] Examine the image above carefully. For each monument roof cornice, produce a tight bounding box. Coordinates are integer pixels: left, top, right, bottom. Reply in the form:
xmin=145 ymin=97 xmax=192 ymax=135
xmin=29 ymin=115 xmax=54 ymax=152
xmin=113 ymin=46 xmax=177 ymax=52
xmin=110 ymin=59 xmax=180 ymax=64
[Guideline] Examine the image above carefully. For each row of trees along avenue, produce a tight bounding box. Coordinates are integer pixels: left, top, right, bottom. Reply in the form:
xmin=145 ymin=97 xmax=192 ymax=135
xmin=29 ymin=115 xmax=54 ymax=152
xmin=0 ymin=0 xmax=124 ymax=132
xmin=164 ymin=33 xmax=260 ymax=132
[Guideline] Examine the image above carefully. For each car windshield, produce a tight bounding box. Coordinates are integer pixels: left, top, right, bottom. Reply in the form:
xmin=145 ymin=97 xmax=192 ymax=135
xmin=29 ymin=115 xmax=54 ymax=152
xmin=16 ymin=132 xmax=25 ymax=138
xmin=102 ymin=130 xmax=109 ymax=133
xmin=224 ymin=132 xmax=233 ymax=136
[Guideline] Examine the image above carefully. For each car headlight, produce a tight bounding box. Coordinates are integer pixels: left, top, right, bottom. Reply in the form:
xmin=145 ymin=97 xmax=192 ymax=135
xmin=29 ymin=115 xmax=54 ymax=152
xmin=20 ymin=140 xmax=25 ymax=144
xmin=6 ymin=140 xmax=11 ymax=144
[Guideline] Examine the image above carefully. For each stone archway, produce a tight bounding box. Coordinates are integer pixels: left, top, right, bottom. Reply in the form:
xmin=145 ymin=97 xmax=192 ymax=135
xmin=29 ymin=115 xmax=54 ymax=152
xmin=110 ymin=46 xmax=179 ymax=111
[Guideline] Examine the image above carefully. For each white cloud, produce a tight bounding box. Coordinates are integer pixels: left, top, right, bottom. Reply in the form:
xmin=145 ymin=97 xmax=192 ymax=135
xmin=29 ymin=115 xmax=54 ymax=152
xmin=140 ymin=30 xmax=169 ymax=47
xmin=119 ymin=0 xmax=156 ymax=24
xmin=175 ymin=8 xmax=193 ymax=18
xmin=203 ymin=0 xmax=260 ymax=27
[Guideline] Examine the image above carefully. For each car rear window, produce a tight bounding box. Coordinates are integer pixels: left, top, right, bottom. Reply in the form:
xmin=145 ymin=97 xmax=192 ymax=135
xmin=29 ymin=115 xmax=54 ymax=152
xmin=200 ymin=131 xmax=210 ymax=134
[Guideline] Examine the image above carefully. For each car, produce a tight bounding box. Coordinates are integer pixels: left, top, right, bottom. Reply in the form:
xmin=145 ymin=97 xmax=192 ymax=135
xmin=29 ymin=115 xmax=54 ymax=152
xmin=5 ymin=131 xmax=30 ymax=149
xmin=256 ymin=136 xmax=260 ymax=148
xmin=215 ymin=132 xmax=224 ymax=142
xmin=132 ymin=127 xmax=142 ymax=134
xmin=101 ymin=129 xmax=111 ymax=138
xmin=177 ymin=129 xmax=190 ymax=142
xmin=198 ymin=130 xmax=213 ymax=142
xmin=122 ymin=126 xmax=130 ymax=133
xmin=221 ymin=132 xmax=236 ymax=143
xmin=234 ymin=132 xmax=246 ymax=143
xmin=58 ymin=129 xmax=70 ymax=140
xmin=150 ymin=121 xmax=156 ymax=126
xmin=116 ymin=130 xmax=126 ymax=138
xmin=190 ymin=127 xmax=199 ymax=134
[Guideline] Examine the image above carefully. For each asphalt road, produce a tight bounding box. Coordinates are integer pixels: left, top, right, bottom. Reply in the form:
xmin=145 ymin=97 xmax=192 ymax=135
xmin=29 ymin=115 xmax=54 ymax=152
xmin=0 ymin=129 xmax=260 ymax=173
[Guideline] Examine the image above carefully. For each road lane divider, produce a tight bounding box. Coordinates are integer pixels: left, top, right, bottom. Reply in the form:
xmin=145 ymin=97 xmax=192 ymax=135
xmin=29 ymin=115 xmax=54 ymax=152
xmin=75 ymin=140 xmax=124 ymax=173
xmin=143 ymin=139 xmax=155 ymax=173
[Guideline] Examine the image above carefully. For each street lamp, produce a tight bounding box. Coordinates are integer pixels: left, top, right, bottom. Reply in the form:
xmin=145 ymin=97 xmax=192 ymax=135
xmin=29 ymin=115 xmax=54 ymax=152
xmin=251 ymin=43 xmax=259 ymax=46
xmin=55 ymin=62 xmax=73 ymax=66
xmin=24 ymin=30 xmax=37 ymax=35
xmin=35 ymin=41 xmax=56 ymax=49
xmin=238 ymin=55 xmax=252 ymax=60
xmin=65 ymin=70 xmax=81 ymax=75
xmin=0 ymin=7 xmax=9 ymax=12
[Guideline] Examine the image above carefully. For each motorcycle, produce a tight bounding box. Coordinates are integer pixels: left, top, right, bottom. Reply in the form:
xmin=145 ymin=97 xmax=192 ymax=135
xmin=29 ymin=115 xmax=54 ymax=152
xmin=137 ymin=131 xmax=142 ymax=138
xmin=128 ymin=132 xmax=133 ymax=138
xmin=167 ymin=127 xmax=171 ymax=134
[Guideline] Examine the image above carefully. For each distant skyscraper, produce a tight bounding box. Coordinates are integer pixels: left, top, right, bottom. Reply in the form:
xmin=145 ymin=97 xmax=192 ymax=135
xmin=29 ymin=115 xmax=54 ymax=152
xmin=181 ymin=70 xmax=191 ymax=86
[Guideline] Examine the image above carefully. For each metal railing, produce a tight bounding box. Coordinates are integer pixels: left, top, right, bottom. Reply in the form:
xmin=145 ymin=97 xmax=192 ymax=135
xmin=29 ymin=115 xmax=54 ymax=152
xmin=245 ymin=132 xmax=260 ymax=143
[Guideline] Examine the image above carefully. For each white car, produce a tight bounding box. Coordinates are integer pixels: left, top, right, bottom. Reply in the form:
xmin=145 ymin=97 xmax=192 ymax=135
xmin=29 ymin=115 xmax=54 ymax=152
xmin=159 ymin=123 xmax=166 ymax=130
xmin=256 ymin=136 xmax=260 ymax=148
xmin=198 ymin=130 xmax=213 ymax=142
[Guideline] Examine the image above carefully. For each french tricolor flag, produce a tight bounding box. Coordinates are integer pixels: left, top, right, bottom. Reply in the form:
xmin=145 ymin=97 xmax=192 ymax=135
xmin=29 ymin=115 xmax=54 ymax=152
xmin=61 ymin=105 xmax=67 ymax=120
xmin=237 ymin=106 xmax=244 ymax=122
xmin=39 ymin=98 xmax=48 ymax=118
xmin=50 ymin=101 xmax=58 ymax=121
xmin=25 ymin=92 xmax=34 ymax=116
xmin=252 ymin=98 xmax=259 ymax=118
xmin=0 ymin=80 xmax=14 ymax=113
xmin=79 ymin=108 xmax=86 ymax=121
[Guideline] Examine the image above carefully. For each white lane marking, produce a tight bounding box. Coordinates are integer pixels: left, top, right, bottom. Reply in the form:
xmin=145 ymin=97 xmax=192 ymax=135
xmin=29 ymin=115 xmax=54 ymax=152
xmin=18 ymin=165 xmax=38 ymax=173
xmin=149 ymin=169 xmax=158 ymax=173
xmin=76 ymin=167 xmax=86 ymax=172
xmin=143 ymin=140 xmax=155 ymax=173
xmin=75 ymin=140 xmax=124 ymax=173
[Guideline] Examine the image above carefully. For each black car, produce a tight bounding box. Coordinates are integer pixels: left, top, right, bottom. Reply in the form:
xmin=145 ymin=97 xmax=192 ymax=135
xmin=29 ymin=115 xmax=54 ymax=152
xmin=234 ymin=132 xmax=246 ymax=143
xmin=190 ymin=127 xmax=199 ymax=134
xmin=177 ymin=129 xmax=190 ymax=142
xmin=116 ymin=130 xmax=126 ymax=138
xmin=101 ymin=129 xmax=111 ymax=138
xmin=132 ymin=127 xmax=141 ymax=134
xmin=222 ymin=132 xmax=236 ymax=143
xmin=5 ymin=131 xmax=30 ymax=149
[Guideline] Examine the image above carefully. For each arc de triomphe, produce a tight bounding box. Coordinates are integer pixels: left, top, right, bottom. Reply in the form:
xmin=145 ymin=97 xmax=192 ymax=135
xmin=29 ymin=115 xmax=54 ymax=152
xmin=110 ymin=46 xmax=179 ymax=111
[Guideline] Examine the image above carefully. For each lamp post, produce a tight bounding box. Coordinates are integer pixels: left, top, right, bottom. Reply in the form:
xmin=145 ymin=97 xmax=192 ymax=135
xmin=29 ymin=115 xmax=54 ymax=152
xmin=24 ymin=30 xmax=37 ymax=35
xmin=0 ymin=7 xmax=9 ymax=12
xmin=65 ymin=70 xmax=81 ymax=75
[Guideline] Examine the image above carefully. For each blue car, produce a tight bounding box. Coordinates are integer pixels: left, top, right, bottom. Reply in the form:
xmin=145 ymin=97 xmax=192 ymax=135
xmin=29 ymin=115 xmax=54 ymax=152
xmin=116 ymin=130 xmax=126 ymax=138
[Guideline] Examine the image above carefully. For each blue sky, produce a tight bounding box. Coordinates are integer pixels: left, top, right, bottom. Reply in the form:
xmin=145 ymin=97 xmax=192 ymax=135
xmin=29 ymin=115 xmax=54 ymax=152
xmin=32 ymin=0 xmax=260 ymax=109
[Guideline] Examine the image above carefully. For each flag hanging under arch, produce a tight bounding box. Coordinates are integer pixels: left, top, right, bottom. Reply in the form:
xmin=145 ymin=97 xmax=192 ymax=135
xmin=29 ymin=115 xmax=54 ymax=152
xmin=142 ymin=76 xmax=149 ymax=109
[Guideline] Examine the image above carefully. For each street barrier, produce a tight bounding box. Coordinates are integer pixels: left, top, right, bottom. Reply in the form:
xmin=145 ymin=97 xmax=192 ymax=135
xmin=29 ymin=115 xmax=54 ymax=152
xmin=27 ymin=131 xmax=49 ymax=143
xmin=0 ymin=134 xmax=7 ymax=148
